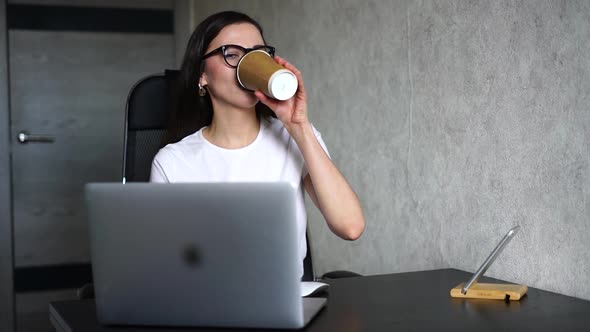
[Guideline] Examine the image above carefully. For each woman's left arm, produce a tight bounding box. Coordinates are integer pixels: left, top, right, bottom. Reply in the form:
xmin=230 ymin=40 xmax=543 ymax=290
xmin=255 ymin=56 xmax=365 ymax=241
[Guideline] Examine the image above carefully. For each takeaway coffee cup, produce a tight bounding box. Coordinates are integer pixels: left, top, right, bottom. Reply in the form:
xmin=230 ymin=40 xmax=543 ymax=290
xmin=236 ymin=50 xmax=298 ymax=101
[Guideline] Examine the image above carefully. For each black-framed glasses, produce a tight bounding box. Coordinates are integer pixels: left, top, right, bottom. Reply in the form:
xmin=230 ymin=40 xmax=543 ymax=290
xmin=202 ymin=44 xmax=276 ymax=68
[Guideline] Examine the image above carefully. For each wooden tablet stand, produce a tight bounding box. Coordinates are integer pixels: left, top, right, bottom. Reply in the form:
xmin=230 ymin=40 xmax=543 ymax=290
xmin=450 ymin=282 xmax=528 ymax=301
xmin=450 ymin=226 xmax=528 ymax=301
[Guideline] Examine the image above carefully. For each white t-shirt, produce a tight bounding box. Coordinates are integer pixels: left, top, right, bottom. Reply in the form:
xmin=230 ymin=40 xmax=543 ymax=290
xmin=150 ymin=117 xmax=330 ymax=278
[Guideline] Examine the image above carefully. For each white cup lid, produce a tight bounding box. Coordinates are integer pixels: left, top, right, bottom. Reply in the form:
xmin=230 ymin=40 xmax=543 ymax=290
xmin=268 ymin=70 xmax=298 ymax=100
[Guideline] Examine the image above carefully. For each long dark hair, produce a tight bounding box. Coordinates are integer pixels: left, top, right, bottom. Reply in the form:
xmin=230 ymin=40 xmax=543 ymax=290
xmin=165 ymin=11 xmax=275 ymax=144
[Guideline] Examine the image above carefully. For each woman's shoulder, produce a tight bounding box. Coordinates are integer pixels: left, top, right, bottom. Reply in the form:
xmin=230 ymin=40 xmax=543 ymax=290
xmin=265 ymin=116 xmax=285 ymax=131
xmin=264 ymin=117 xmax=323 ymax=138
xmin=153 ymin=129 xmax=206 ymax=163
xmin=261 ymin=117 xmax=290 ymax=142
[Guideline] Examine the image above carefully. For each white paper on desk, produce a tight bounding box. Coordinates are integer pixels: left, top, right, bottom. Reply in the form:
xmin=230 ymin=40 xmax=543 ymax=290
xmin=300 ymin=281 xmax=329 ymax=297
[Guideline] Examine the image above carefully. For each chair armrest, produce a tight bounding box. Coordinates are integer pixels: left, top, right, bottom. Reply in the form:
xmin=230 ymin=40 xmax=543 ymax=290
xmin=77 ymin=283 xmax=95 ymax=300
xmin=321 ymin=270 xmax=363 ymax=280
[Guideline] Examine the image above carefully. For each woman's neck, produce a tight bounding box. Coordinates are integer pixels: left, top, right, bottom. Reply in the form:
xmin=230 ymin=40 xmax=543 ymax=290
xmin=203 ymin=105 xmax=260 ymax=149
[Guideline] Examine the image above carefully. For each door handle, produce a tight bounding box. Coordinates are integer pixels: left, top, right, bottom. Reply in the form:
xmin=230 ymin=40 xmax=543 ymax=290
xmin=17 ymin=131 xmax=55 ymax=144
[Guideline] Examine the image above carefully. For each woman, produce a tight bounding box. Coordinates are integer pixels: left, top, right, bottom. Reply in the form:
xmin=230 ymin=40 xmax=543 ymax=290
xmin=150 ymin=11 xmax=365 ymax=278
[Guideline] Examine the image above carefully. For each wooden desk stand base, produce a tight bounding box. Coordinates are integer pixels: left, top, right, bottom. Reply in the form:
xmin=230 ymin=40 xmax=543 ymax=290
xmin=450 ymin=282 xmax=528 ymax=301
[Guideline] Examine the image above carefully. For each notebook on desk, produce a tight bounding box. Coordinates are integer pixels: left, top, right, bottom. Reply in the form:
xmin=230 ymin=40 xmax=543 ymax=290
xmin=85 ymin=182 xmax=326 ymax=329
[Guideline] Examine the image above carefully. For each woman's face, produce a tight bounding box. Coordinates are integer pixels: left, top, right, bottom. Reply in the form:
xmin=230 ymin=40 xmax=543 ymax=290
xmin=201 ymin=23 xmax=265 ymax=111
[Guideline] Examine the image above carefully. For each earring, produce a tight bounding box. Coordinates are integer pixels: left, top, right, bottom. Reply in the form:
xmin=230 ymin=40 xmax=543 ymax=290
xmin=198 ymin=83 xmax=207 ymax=97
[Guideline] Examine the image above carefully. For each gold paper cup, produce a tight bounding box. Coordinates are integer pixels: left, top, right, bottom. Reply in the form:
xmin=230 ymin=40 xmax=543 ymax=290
xmin=236 ymin=50 xmax=298 ymax=101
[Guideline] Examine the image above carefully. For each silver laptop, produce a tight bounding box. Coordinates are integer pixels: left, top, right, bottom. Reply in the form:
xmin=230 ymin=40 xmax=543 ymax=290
xmin=85 ymin=182 xmax=326 ymax=329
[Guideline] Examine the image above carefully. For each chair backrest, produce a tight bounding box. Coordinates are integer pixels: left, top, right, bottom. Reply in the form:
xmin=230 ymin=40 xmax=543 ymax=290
xmin=123 ymin=70 xmax=178 ymax=182
xmin=122 ymin=71 xmax=315 ymax=281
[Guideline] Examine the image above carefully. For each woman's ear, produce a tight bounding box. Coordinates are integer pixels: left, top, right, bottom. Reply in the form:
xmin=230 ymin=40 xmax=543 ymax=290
xmin=199 ymin=73 xmax=208 ymax=87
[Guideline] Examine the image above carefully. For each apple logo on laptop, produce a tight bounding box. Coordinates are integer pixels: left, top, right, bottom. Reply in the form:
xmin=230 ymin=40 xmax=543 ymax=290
xmin=182 ymin=244 xmax=201 ymax=268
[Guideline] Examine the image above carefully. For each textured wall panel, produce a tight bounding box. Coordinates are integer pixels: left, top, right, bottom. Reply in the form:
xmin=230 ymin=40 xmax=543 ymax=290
xmin=10 ymin=31 xmax=174 ymax=267
xmin=191 ymin=0 xmax=590 ymax=300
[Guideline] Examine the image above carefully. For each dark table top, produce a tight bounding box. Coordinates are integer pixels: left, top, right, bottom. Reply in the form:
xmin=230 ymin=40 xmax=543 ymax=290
xmin=50 ymin=268 xmax=590 ymax=332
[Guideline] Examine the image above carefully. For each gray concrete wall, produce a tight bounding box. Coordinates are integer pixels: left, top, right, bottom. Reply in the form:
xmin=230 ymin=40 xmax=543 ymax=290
xmin=190 ymin=0 xmax=590 ymax=300
xmin=174 ymin=0 xmax=195 ymax=67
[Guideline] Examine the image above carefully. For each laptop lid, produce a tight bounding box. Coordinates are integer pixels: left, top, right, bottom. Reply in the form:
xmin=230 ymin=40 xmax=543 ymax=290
xmin=85 ymin=182 xmax=314 ymax=329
